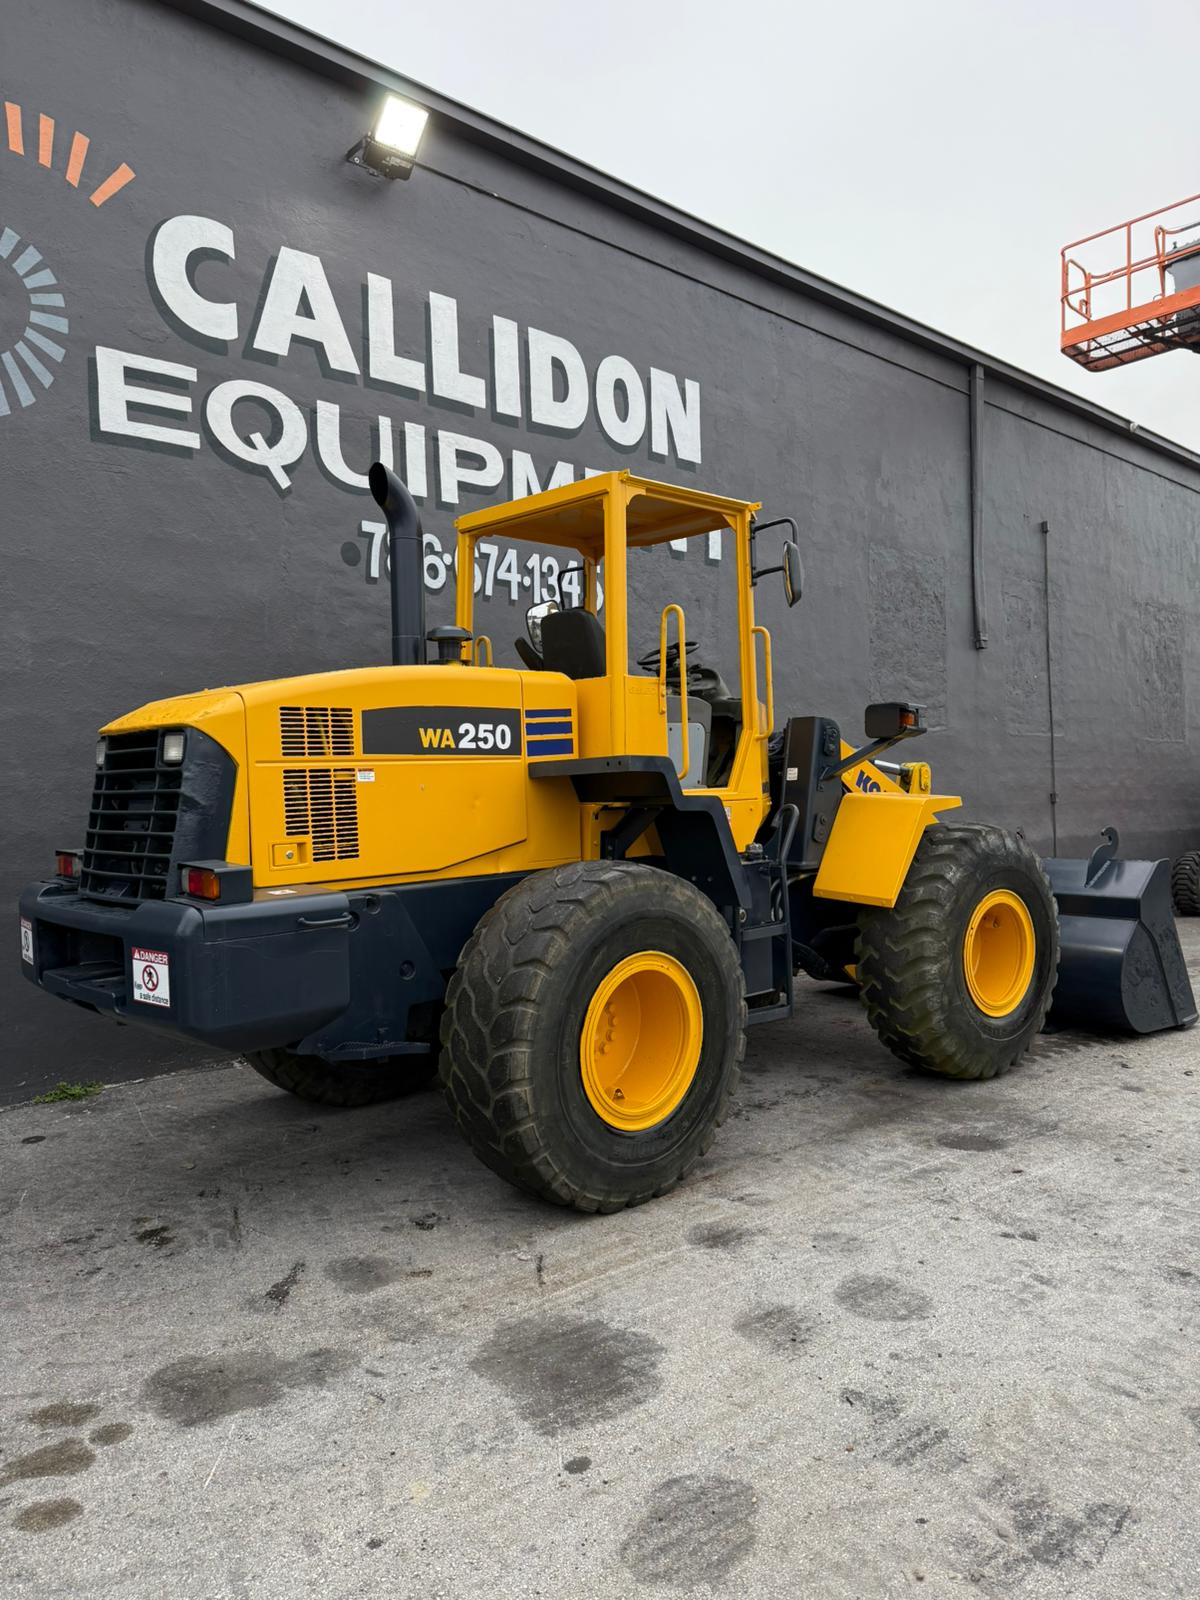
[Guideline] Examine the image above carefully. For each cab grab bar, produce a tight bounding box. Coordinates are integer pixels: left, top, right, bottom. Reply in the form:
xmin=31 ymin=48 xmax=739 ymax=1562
xmin=658 ymin=603 xmax=689 ymax=781
xmin=752 ymin=623 xmax=774 ymax=735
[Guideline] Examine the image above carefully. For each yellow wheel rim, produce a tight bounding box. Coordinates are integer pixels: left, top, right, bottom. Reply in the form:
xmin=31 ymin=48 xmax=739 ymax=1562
xmin=963 ymin=889 xmax=1036 ymax=1017
xmin=580 ymin=951 xmax=704 ymax=1132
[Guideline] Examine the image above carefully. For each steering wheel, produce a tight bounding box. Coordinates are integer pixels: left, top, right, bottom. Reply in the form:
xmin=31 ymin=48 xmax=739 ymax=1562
xmin=636 ymin=639 xmax=698 ymax=674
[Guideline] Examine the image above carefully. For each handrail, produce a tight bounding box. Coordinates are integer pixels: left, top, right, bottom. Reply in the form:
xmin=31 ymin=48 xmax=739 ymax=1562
xmin=658 ymin=603 xmax=689 ymax=782
xmin=1062 ymin=189 xmax=1200 ymax=254
xmin=752 ymin=624 xmax=774 ymax=736
xmin=1062 ymin=257 xmax=1092 ymax=324
xmin=473 ymin=634 xmax=493 ymax=667
xmin=1061 ymin=190 xmax=1200 ymax=341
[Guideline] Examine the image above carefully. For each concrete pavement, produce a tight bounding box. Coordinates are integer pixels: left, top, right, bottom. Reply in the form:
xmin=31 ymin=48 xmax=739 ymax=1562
xmin=3 ymin=929 xmax=1200 ymax=1598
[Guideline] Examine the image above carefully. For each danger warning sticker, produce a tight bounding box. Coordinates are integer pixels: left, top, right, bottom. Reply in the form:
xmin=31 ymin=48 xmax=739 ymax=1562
xmin=132 ymin=946 xmax=171 ymax=1007
xmin=20 ymin=917 xmax=33 ymax=965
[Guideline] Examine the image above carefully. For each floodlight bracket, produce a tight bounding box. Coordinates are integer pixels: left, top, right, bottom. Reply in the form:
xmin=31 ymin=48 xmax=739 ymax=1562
xmin=346 ymin=136 xmax=415 ymax=181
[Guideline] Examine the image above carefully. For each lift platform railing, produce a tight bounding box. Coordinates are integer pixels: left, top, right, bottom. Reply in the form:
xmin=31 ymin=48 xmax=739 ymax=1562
xmin=1061 ymin=191 xmax=1200 ymax=372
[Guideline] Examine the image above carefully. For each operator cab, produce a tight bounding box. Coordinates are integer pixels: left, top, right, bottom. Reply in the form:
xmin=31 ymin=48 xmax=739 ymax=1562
xmin=451 ymin=470 xmax=800 ymax=800
xmin=515 ymin=593 xmax=742 ymax=788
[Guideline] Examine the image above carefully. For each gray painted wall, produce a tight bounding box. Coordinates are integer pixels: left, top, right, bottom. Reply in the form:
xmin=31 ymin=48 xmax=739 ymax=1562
xmin=4 ymin=0 xmax=1198 ymax=1099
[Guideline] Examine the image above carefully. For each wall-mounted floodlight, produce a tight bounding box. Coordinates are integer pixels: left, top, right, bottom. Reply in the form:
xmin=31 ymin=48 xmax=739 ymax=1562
xmin=347 ymin=94 xmax=429 ymax=181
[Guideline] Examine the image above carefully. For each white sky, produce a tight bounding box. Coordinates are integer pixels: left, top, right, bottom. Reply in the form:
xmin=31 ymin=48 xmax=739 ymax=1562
xmin=267 ymin=0 xmax=1200 ymax=451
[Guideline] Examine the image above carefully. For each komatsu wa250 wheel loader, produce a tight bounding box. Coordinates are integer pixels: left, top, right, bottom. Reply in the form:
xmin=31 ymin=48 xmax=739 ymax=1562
xmin=19 ymin=467 xmax=1195 ymax=1211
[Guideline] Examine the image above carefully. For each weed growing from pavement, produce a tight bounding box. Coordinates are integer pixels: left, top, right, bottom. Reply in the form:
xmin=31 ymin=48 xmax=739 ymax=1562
xmin=32 ymin=1081 xmax=104 ymax=1104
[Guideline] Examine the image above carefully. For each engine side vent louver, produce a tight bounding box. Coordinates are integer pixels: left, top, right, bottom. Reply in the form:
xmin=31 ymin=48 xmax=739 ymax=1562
xmin=279 ymin=705 xmax=354 ymax=758
xmin=282 ymin=768 xmax=360 ymax=861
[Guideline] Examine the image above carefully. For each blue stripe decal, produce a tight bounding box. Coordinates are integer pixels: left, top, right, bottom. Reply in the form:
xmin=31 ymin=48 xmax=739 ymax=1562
xmin=523 ymin=720 xmax=572 ymax=735
xmin=526 ymin=708 xmax=571 ymax=720
xmin=527 ymin=739 xmax=575 ymax=757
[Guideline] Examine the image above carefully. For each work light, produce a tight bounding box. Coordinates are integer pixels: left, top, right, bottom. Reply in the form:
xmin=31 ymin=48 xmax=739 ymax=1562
xmin=162 ymin=731 xmax=186 ymax=764
xmin=347 ymin=94 xmax=429 ymax=180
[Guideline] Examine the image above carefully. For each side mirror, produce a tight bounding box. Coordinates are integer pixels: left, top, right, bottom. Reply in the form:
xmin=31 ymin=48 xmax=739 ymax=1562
xmin=526 ymin=599 xmax=559 ymax=654
xmin=750 ymin=515 xmax=803 ymax=602
xmin=782 ymin=541 xmax=803 ymax=607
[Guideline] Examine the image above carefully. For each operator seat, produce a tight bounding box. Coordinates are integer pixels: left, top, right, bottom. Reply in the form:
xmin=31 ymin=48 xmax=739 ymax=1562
xmin=540 ymin=608 xmax=606 ymax=680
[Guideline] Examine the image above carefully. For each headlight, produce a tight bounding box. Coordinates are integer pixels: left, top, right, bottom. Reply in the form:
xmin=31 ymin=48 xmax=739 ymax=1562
xmin=161 ymin=731 xmax=186 ymax=764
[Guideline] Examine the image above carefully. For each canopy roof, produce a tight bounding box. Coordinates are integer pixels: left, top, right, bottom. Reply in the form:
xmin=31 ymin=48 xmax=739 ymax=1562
xmin=455 ymin=471 xmax=759 ymax=557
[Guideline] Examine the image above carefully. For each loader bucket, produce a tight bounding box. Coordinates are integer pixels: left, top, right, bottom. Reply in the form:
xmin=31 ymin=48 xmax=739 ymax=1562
xmin=1042 ymin=830 xmax=1197 ymax=1034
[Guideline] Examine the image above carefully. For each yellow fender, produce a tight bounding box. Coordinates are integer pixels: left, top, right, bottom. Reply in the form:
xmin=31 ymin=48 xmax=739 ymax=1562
xmin=813 ymin=740 xmax=961 ymax=909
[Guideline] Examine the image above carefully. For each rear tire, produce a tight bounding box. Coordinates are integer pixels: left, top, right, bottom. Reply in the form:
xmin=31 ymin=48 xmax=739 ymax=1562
xmin=439 ymin=861 xmax=746 ymax=1212
xmin=1171 ymin=850 xmax=1200 ymax=915
xmin=244 ymin=1049 xmax=437 ymax=1108
xmin=856 ymin=824 xmax=1059 ymax=1081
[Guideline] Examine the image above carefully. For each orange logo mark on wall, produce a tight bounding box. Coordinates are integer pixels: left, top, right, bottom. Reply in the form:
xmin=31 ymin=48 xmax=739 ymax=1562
xmin=1 ymin=102 xmax=137 ymax=418
xmin=3 ymin=101 xmax=135 ymax=206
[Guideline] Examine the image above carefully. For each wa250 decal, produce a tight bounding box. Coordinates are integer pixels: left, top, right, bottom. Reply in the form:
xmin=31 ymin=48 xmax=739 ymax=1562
xmin=361 ymin=706 xmax=522 ymax=756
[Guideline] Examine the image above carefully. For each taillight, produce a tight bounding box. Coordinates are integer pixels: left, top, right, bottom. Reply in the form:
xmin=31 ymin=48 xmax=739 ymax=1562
xmin=181 ymin=866 xmax=221 ymax=900
xmin=177 ymin=862 xmax=251 ymax=905
xmin=55 ymin=850 xmax=82 ymax=880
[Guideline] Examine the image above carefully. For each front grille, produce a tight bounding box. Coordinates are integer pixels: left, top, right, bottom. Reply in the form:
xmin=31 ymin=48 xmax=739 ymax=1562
xmin=283 ymin=768 xmax=359 ymax=861
xmin=280 ymin=706 xmax=354 ymax=758
xmin=81 ymin=730 xmax=183 ymax=902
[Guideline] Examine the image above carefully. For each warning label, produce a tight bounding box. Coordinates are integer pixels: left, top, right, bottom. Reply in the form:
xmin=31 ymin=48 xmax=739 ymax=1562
xmin=132 ymin=946 xmax=171 ymax=1007
xmin=20 ymin=917 xmax=33 ymax=965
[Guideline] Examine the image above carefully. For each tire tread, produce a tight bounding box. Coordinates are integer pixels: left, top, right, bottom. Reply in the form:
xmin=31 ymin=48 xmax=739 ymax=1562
xmin=856 ymin=823 xmax=1058 ymax=1081
xmin=1171 ymin=850 xmax=1200 ymax=916
xmin=439 ymin=861 xmax=746 ymax=1212
xmin=244 ymin=1048 xmax=436 ymax=1107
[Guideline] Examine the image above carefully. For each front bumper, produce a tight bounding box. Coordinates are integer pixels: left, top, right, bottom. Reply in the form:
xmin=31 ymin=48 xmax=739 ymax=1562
xmin=19 ymin=879 xmax=354 ymax=1052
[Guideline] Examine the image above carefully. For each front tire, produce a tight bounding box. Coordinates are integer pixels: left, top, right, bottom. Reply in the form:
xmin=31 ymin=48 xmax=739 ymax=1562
xmin=244 ymin=1049 xmax=437 ymax=1107
xmin=439 ymin=861 xmax=746 ymax=1212
xmin=856 ymin=824 xmax=1059 ymax=1081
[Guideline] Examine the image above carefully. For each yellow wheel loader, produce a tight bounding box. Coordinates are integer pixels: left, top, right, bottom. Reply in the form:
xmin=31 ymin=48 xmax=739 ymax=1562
xmin=19 ymin=468 xmax=1195 ymax=1212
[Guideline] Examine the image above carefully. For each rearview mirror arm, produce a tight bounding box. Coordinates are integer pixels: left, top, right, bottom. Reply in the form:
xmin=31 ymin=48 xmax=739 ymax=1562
xmin=821 ymin=727 xmax=925 ymax=783
xmin=749 ymin=515 xmax=799 ymax=585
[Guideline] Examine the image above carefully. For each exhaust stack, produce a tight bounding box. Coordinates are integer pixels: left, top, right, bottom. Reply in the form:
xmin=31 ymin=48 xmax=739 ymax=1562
xmin=368 ymin=462 xmax=425 ymax=667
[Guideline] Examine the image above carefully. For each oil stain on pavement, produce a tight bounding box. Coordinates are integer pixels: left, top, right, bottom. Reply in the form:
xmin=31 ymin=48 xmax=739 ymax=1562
xmin=961 ymin=1477 xmax=1133 ymax=1593
xmin=840 ymin=1387 xmax=904 ymax=1423
xmin=734 ymin=1303 xmax=818 ymax=1357
xmin=323 ymin=1256 xmax=409 ymax=1293
xmin=834 ymin=1274 xmax=933 ymax=1322
xmin=141 ymin=1348 xmax=355 ymax=1427
xmin=470 ymin=1314 xmax=664 ymax=1437
xmin=0 ymin=1439 xmax=96 ymax=1484
xmin=264 ymin=1260 xmax=305 ymax=1308
xmin=89 ymin=1422 xmax=134 ymax=1447
xmin=686 ymin=1220 xmax=763 ymax=1251
xmin=619 ymin=1474 xmax=758 ymax=1586
xmin=936 ymin=1129 xmax=1011 ymax=1152
xmin=13 ymin=1498 xmax=84 ymax=1533
xmin=5 ymin=1409 xmax=136 ymax=1537
xmin=133 ymin=1223 xmax=176 ymax=1249
xmin=28 ymin=1402 xmax=100 ymax=1428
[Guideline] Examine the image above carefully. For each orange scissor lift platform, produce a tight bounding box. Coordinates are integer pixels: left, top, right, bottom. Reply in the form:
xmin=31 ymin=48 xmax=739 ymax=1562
xmin=1062 ymin=193 xmax=1200 ymax=371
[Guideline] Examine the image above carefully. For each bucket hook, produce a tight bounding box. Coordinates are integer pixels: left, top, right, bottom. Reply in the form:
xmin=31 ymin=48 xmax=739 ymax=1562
xmin=1085 ymin=826 xmax=1120 ymax=885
